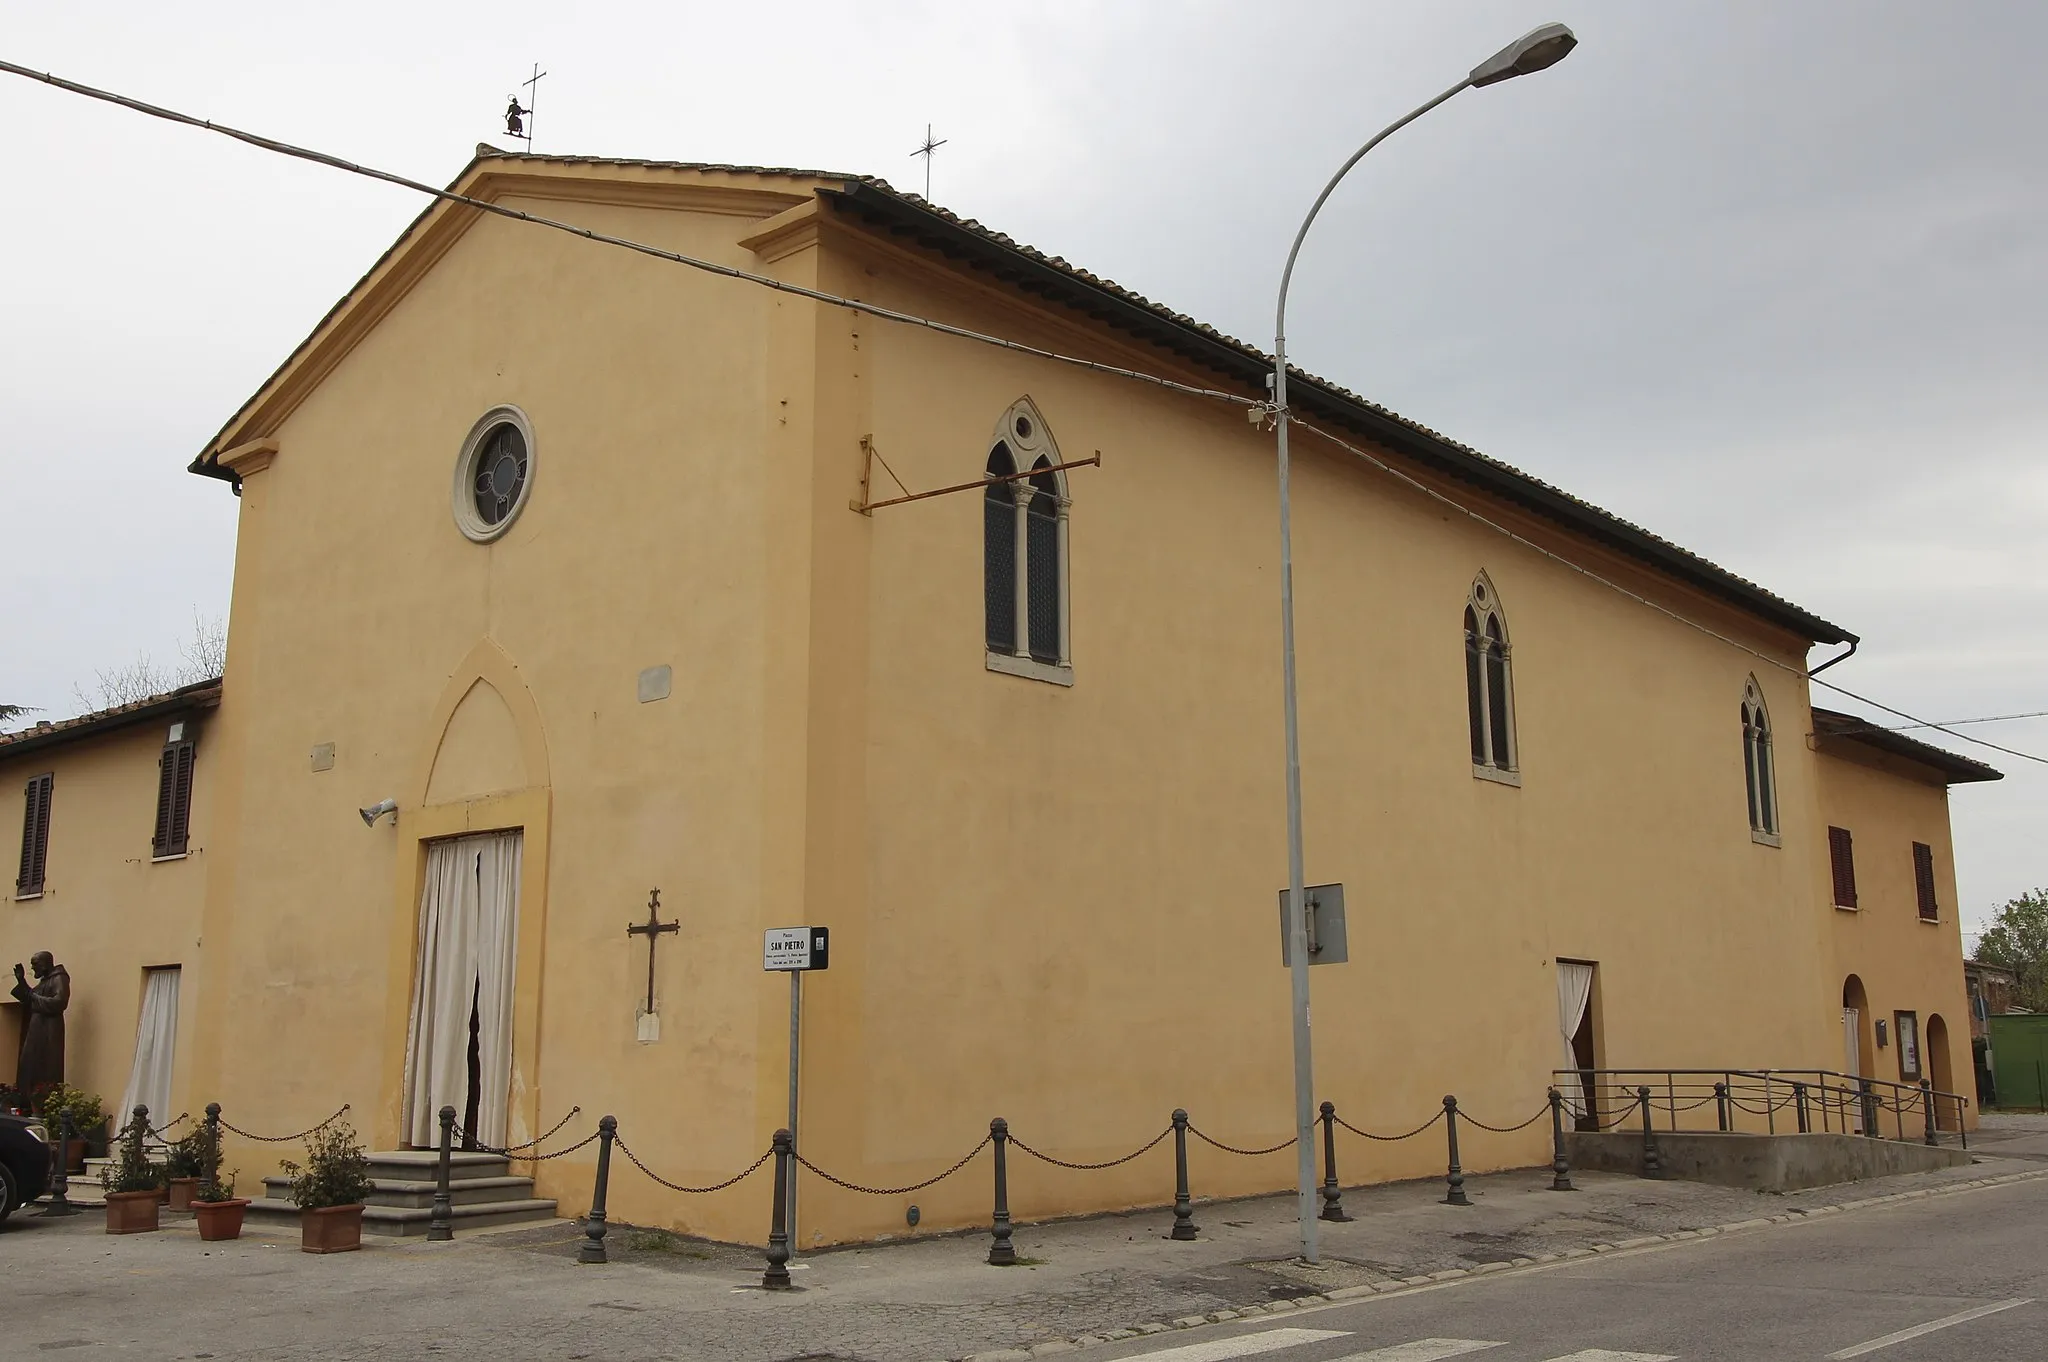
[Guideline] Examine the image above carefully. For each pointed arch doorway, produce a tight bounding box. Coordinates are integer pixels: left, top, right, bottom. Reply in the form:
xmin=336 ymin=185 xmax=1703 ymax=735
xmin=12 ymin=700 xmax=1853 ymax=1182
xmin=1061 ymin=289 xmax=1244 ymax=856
xmin=402 ymin=830 xmax=523 ymax=1150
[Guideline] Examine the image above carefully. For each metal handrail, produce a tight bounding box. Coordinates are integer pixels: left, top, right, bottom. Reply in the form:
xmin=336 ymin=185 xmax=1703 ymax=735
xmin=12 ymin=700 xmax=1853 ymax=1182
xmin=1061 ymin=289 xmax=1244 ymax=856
xmin=1553 ymin=1067 xmax=1969 ymax=1148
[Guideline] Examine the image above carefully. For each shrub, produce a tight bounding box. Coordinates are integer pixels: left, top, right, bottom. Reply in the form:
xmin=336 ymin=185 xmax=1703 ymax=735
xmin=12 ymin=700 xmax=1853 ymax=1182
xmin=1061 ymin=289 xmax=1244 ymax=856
xmin=167 ymin=1130 xmax=207 ymax=1180
xmin=38 ymin=1084 xmax=105 ymax=1135
xmin=194 ymin=1170 xmax=239 ymax=1203
xmin=281 ymin=1118 xmax=373 ymax=1210
xmin=98 ymin=1111 xmax=165 ymax=1195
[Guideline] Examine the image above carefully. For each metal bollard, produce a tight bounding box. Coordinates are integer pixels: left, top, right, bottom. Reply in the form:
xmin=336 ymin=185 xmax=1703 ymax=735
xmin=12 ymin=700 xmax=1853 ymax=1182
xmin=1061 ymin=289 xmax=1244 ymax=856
xmin=204 ymin=1103 xmax=223 ymax=1199
xmin=1637 ymin=1087 xmax=1663 ymax=1178
xmin=1317 ymin=1102 xmax=1351 ymax=1222
xmin=988 ymin=1117 xmax=1016 ymax=1265
xmin=1920 ymin=1080 xmax=1937 ymax=1146
xmin=762 ymin=1129 xmax=794 ymax=1289
xmin=40 ymin=1109 xmax=79 ymax=1217
xmin=1441 ymin=1096 xmax=1469 ymax=1206
xmin=1169 ymin=1109 xmax=1198 ymax=1240
xmin=1794 ymin=1082 xmax=1810 ymax=1134
xmin=1714 ymin=1082 xmax=1731 ymax=1132
xmin=429 ymin=1105 xmax=456 ymax=1242
xmin=1548 ymin=1088 xmax=1574 ymax=1192
xmin=1859 ymin=1080 xmax=1879 ymax=1139
xmin=580 ymin=1116 xmax=617 ymax=1264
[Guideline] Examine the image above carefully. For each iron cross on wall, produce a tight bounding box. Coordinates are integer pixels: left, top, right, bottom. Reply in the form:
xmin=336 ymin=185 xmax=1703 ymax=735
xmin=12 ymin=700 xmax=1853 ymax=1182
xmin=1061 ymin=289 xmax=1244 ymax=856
xmin=627 ymin=888 xmax=679 ymax=1014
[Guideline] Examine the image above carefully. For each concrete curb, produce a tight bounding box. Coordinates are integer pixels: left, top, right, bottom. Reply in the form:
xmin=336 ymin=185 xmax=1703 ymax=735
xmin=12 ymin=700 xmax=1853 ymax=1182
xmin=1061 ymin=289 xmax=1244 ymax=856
xmin=944 ymin=1166 xmax=2048 ymax=1362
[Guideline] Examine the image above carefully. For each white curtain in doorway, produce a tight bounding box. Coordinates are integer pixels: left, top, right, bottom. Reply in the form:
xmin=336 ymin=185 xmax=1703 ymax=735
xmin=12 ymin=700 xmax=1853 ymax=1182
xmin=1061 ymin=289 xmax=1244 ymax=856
xmin=119 ymin=967 xmax=181 ymax=1139
xmin=403 ymin=831 xmax=522 ymax=1147
xmin=1556 ymin=962 xmax=1595 ymax=1118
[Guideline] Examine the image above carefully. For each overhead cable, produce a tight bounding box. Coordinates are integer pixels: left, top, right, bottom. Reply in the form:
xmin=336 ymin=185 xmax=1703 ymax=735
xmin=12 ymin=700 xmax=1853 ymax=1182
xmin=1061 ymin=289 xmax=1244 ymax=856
xmin=1287 ymin=417 xmax=2048 ymax=768
xmin=0 ymin=59 xmax=1258 ymax=413
xmin=7 ymin=58 xmax=2034 ymax=768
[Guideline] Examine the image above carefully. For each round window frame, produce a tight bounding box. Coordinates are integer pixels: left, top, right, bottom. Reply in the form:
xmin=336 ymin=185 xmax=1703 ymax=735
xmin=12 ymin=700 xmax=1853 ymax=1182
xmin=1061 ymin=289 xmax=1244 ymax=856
xmin=451 ymin=405 xmax=537 ymax=544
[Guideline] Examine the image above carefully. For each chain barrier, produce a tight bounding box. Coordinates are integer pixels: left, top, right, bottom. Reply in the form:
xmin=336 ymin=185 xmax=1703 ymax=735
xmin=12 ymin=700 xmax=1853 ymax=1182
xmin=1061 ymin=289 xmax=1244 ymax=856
xmin=795 ymin=1134 xmax=991 ymax=1196
xmin=1189 ymin=1126 xmax=1297 ymax=1156
xmin=486 ymin=1129 xmax=602 ymax=1162
xmin=1458 ymin=1105 xmax=1549 ymax=1135
xmin=144 ymin=1112 xmax=191 ymax=1140
xmin=1011 ymin=1126 xmax=1170 ymax=1170
xmin=472 ymin=1106 xmax=584 ymax=1158
xmin=1727 ymin=1092 xmax=1800 ymax=1116
xmin=218 ymin=1103 xmax=351 ymax=1143
xmin=1593 ymin=1103 xmax=1640 ymax=1131
xmin=1333 ymin=1109 xmax=1444 ymax=1142
xmin=613 ymin=1132 xmax=773 ymax=1194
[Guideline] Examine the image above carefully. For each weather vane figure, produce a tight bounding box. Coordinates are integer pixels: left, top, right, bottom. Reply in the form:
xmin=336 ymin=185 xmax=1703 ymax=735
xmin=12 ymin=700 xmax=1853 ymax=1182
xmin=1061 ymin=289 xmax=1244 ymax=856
xmin=502 ymin=63 xmax=547 ymax=150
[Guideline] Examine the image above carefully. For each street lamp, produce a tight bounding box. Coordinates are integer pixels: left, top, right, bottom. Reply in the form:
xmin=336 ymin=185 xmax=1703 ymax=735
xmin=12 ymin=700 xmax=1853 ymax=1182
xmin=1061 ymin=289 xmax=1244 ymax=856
xmin=1270 ymin=22 xmax=1577 ymax=1265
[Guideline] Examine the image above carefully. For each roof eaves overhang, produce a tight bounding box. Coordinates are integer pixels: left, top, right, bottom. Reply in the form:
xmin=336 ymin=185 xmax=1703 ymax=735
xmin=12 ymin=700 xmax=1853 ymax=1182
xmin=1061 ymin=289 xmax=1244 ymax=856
xmin=1811 ymin=708 xmax=2004 ymax=785
xmin=0 ymin=679 xmax=223 ymax=763
xmin=821 ymin=181 xmax=1855 ymax=648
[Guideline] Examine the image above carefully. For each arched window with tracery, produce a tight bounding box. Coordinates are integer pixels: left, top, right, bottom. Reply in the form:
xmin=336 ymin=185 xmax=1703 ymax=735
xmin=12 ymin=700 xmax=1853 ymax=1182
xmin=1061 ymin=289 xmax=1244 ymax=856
xmin=1743 ymin=677 xmax=1778 ymax=840
xmin=1464 ymin=573 xmax=1517 ymax=777
xmin=982 ymin=398 xmax=1072 ymax=683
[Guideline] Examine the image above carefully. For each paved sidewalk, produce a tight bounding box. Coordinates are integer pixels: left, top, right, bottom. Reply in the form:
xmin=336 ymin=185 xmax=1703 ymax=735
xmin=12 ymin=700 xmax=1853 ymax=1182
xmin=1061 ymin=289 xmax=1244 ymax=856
xmin=4 ymin=1135 xmax=2044 ymax=1362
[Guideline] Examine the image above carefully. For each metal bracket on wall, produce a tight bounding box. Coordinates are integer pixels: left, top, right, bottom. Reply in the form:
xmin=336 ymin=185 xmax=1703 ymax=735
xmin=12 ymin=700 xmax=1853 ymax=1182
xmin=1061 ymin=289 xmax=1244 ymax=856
xmin=851 ymin=434 xmax=1102 ymax=515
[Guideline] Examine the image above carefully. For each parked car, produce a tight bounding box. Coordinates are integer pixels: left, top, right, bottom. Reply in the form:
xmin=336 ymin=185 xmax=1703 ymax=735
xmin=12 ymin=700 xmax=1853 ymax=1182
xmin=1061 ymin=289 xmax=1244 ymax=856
xmin=0 ymin=1114 xmax=52 ymax=1221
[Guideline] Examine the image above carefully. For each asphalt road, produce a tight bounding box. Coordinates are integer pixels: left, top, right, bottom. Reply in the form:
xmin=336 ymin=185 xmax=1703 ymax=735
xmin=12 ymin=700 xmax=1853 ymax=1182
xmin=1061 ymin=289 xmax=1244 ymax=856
xmin=1086 ymin=1175 xmax=2048 ymax=1361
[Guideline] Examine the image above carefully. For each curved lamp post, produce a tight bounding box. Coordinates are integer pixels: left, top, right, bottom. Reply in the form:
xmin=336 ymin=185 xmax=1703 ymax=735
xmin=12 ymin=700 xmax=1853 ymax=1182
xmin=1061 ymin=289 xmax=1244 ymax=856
xmin=1271 ymin=22 xmax=1577 ymax=1265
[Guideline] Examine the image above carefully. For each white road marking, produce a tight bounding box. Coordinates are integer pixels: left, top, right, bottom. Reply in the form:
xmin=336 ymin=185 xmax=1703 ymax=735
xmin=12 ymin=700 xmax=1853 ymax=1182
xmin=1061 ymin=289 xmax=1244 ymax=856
xmin=1539 ymin=1353 xmax=1675 ymax=1361
xmin=1823 ymin=1298 xmax=2032 ymax=1359
xmin=1341 ymin=1342 xmax=1504 ymax=1361
xmin=1126 ymin=1328 xmax=1352 ymax=1362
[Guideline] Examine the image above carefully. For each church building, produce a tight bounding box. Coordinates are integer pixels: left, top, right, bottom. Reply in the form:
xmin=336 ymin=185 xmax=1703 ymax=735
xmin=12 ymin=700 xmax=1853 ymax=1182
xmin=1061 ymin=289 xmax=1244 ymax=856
xmin=1 ymin=151 xmax=1998 ymax=1245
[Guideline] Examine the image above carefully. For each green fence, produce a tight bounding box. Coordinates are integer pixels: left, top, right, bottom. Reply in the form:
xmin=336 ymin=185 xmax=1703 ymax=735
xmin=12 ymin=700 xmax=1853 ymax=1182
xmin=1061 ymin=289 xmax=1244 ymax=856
xmin=1987 ymin=1014 xmax=2048 ymax=1109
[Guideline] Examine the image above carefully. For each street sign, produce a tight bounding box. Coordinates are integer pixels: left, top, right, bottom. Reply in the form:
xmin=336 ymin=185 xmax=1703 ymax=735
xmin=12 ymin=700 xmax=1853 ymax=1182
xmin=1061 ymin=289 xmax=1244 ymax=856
xmin=763 ymin=926 xmax=831 ymax=972
xmin=1277 ymin=883 xmax=1348 ymax=965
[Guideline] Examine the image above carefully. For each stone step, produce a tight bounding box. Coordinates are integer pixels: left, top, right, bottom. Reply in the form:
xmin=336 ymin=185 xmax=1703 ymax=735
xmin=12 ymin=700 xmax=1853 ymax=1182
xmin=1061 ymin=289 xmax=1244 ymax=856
xmin=259 ymin=1172 xmax=540 ymax=1210
xmin=243 ymin=1196 xmax=560 ymax=1237
xmin=363 ymin=1150 xmax=515 ymax=1182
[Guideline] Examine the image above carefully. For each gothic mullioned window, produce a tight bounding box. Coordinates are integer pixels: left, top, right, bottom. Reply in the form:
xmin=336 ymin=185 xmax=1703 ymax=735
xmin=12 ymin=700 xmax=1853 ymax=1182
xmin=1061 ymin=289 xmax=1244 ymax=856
xmin=982 ymin=398 xmax=1071 ymax=684
xmin=1464 ymin=574 xmax=1517 ymax=778
xmin=1743 ymin=677 xmax=1779 ymax=841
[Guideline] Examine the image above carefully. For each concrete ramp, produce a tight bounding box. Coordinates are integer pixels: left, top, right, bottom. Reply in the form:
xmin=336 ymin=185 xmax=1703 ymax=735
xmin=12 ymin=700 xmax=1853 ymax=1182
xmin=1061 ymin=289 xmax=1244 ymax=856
xmin=1565 ymin=1130 xmax=1972 ymax=1191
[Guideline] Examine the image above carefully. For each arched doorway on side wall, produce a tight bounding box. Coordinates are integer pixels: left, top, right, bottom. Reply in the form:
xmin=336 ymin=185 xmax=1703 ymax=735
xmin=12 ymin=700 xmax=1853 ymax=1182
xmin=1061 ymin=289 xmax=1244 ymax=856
xmin=1842 ymin=975 xmax=1873 ymax=1077
xmin=1843 ymin=975 xmax=1875 ymax=1134
xmin=1928 ymin=1014 xmax=1959 ymax=1130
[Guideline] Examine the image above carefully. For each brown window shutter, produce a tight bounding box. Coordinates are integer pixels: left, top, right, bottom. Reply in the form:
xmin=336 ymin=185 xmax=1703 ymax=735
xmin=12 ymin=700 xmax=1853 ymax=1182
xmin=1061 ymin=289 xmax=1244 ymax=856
xmin=17 ymin=773 xmax=52 ymax=896
xmin=167 ymin=741 xmax=195 ymax=857
xmin=1913 ymin=842 xmax=1938 ymax=920
xmin=1828 ymin=826 xmax=1858 ymax=908
xmin=152 ymin=744 xmax=179 ymax=857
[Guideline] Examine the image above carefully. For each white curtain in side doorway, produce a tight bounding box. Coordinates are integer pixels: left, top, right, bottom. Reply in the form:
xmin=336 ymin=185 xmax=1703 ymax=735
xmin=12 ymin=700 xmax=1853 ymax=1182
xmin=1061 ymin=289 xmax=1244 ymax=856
xmin=473 ymin=832 xmax=522 ymax=1148
xmin=1556 ymin=961 xmax=1595 ymax=1118
xmin=403 ymin=831 xmax=522 ymax=1147
xmin=119 ymin=967 xmax=181 ymax=1139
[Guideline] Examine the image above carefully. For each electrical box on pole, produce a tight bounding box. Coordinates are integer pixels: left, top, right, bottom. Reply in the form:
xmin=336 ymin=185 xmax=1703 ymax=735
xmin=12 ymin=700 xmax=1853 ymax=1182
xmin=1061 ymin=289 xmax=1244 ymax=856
xmin=1277 ymin=884 xmax=1348 ymax=966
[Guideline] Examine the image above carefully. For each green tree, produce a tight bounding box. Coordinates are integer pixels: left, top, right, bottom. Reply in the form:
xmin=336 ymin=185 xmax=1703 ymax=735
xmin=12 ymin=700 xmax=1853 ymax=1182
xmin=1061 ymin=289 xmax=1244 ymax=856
xmin=1976 ymin=888 xmax=2048 ymax=1013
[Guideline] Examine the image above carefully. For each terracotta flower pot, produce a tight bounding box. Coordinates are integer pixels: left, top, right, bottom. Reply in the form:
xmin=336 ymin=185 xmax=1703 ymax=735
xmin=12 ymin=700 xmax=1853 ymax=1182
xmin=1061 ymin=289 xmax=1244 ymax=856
xmin=193 ymin=1198 xmax=250 ymax=1241
xmin=105 ymin=1189 xmax=162 ymax=1235
xmin=300 ymin=1203 xmax=365 ymax=1254
xmin=166 ymin=1177 xmax=200 ymax=1211
xmin=64 ymin=1139 xmax=86 ymax=1175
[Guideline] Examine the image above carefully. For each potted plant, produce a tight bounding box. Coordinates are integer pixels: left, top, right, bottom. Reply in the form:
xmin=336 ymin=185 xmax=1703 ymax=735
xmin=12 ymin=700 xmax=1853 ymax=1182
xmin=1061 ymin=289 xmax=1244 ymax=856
xmin=99 ymin=1112 xmax=165 ymax=1234
xmin=38 ymin=1085 xmax=105 ymax=1174
xmin=165 ymin=1130 xmax=206 ymax=1210
xmin=193 ymin=1172 xmax=248 ymax=1241
xmin=280 ymin=1117 xmax=373 ymax=1253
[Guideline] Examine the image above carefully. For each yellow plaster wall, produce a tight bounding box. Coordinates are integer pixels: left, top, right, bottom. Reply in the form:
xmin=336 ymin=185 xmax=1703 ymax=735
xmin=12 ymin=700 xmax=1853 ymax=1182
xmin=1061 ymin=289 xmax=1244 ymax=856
xmin=779 ymin=228 xmax=1850 ymax=1243
xmin=1815 ymin=744 xmax=1976 ymax=1128
xmin=0 ymin=721 xmax=211 ymax=1129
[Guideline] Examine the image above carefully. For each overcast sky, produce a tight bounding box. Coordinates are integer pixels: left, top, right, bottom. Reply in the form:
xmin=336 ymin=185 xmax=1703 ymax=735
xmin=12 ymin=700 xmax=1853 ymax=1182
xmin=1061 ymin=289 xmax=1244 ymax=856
xmin=4 ymin=2 xmax=2042 ymax=936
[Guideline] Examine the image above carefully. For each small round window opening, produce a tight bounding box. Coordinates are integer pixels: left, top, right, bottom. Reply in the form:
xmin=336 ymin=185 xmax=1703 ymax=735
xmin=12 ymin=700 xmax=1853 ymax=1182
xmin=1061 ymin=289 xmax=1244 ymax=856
xmin=1014 ymin=415 xmax=1033 ymax=440
xmin=452 ymin=406 xmax=537 ymax=543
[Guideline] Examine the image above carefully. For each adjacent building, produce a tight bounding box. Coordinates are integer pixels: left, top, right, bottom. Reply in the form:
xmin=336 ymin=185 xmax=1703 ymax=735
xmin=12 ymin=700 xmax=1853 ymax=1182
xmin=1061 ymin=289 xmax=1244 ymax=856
xmin=2 ymin=152 xmax=2001 ymax=1244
